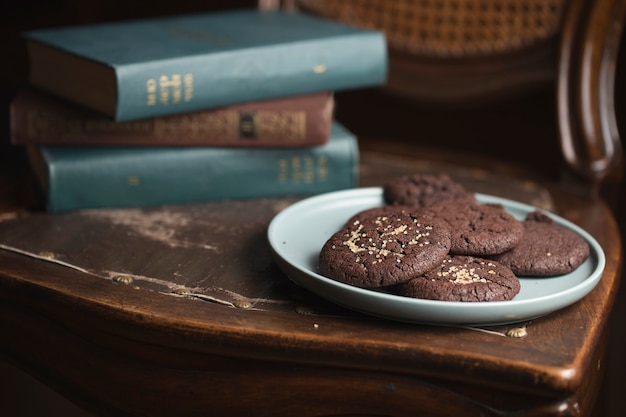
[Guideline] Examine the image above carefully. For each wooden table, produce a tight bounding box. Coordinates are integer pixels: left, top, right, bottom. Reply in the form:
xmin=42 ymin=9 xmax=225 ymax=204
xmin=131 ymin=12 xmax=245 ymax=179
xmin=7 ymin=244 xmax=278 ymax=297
xmin=0 ymin=142 xmax=622 ymax=417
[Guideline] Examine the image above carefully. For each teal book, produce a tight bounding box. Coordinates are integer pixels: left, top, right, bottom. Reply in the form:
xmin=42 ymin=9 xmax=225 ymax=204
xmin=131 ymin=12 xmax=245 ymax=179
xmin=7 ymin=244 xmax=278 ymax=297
xmin=23 ymin=8 xmax=387 ymax=122
xmin=27 ymin=121 xmax=359 ymax=212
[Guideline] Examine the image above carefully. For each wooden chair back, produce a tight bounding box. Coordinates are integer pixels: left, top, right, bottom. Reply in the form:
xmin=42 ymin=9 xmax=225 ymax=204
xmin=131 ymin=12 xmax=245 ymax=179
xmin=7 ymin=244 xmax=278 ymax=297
xmin=260 ymin=0 xmax=625 ymax=188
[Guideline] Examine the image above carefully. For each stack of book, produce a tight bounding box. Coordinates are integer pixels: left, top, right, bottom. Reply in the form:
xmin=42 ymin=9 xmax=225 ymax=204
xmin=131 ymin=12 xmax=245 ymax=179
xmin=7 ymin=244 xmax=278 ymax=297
xmin=9 ymin=8 xmax=387 ymax=212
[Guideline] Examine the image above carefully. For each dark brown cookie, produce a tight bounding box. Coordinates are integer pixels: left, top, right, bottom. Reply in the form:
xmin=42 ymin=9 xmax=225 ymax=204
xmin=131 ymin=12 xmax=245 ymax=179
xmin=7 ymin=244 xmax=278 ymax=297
xmin=425 ymin=202 xmax=524 ymax=256
xmin=383 ymin=173 xmax=477 ymax=208
xmin=489 ymin=211 xmax=590 ymax=276
xmin=319 ymin=211 xmax=451 ymax=288
xmin=345 ymin=204 xmax=417 ymax=227
xmin=397 ymin=255 xmax=521 ymax=302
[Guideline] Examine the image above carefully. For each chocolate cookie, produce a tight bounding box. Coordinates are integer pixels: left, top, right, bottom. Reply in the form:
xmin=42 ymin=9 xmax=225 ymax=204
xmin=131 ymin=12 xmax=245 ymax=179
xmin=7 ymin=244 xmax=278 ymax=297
xmin=425 ymin=202 xmax=524 ymax=256
xmin=489 ymin=211 xmax=590 ymax=276
xmin=318 ymin=211 xmax=451 ymax=288
xmin=345 ymin=204 xmax=417 ymax=227
xmin=383 ymin=173 xmax=477 ymax=208
xmin=397 ymin=255 xmax=521 ymax=302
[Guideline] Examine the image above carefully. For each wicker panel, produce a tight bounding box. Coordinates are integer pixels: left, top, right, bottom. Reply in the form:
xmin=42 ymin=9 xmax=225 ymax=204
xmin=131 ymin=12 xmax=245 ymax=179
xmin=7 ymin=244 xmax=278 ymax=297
xmin=295 ymin=0 xmax=566 ymax=57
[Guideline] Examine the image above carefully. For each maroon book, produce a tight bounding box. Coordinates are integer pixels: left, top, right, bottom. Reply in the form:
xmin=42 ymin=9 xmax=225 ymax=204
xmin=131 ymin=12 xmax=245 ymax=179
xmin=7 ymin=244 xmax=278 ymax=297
xmin=10 ymin=89 xmax=334 ymax=147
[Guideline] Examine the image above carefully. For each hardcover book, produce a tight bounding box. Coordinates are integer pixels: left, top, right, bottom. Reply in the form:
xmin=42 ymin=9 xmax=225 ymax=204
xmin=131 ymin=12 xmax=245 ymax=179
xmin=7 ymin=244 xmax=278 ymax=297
xmin=23 ymin=8 xmax=387 ymax=121
xmin=27 ymin=121 xmax=359 ymax=212
xmin=10 ymin=89 xmax=334 ymax=147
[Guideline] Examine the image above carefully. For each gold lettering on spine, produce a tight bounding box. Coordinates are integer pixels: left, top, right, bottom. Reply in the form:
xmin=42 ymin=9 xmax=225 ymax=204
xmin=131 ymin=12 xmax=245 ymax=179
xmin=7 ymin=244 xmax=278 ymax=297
xmin=127 ymin=176 xmax=141 ymax=186
xmin=291 ymin=156 xmax=302 ymax=183
xmin=303 ymin=156 xmax=315 ymax=184
xmin=317 ymin=156 xmax=329 ymax=182
xmin=146 ymin=73 xmax=193 ymax=106
xmin=159 ymin=75 xmax=170 ymax=104
xmin=257 ymin=111 xmax=305 ymax=142
xmin=146 ymin=79 xmax=157 ymax=106
xmin=171 ymin=74 xmax=182 ymax=103
xmin=278 ymin=159 xmax=289 ymax=183
xmin=276 ymin=154 xmax=329 ymax=185
xmin=184 ymin=73 xmax=193 ymax=102
xmin=153 ymin=112 xmax=238 ymax=141
xmin=83 ymin=120 xmax=151 ymax=133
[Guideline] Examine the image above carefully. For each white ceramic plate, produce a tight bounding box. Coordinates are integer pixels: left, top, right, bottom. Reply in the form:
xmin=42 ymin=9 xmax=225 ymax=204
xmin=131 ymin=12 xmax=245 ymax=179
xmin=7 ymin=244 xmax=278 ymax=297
xmin=267 ymin=188 xmax=605 ymax=325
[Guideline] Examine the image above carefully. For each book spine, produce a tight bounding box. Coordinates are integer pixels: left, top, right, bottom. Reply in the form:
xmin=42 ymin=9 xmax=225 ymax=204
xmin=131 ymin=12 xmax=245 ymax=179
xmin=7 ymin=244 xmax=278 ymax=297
xmin=115 ymin=33 xmax=385 ymax=121
xmin=30 ymin=122 xmax=359 ymax=212
xmin=11 ymin=90 xmax=334 ymax=147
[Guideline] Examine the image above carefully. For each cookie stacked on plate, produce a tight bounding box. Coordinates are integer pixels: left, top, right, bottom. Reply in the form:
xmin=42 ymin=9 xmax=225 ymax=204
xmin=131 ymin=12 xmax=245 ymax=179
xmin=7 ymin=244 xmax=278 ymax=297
xmin=318 ymin=173 xmax=591 ymax=302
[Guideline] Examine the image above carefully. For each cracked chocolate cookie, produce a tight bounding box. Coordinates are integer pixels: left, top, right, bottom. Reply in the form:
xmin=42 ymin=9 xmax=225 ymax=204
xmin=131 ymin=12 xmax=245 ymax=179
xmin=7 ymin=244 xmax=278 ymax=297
xmin=318 ymin=211 xmax=451 ymax=288
xmin=397 ymin=255 xmax=521 ymax=302
xmin=425 ymin=202 xmax=525 ymax=256
xmin=345 ymin=204 xmax=416 ymax=227
xmin=383 ymin=173 xmax=477 ymax=208
xmin=489 ymin=211 xmax=590 ymax=276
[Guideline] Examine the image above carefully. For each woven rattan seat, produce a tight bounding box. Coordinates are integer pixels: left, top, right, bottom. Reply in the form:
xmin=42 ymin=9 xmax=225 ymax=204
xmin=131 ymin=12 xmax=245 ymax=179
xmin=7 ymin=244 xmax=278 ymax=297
xmin=295 ymin=0 xmax=565 ymax=57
